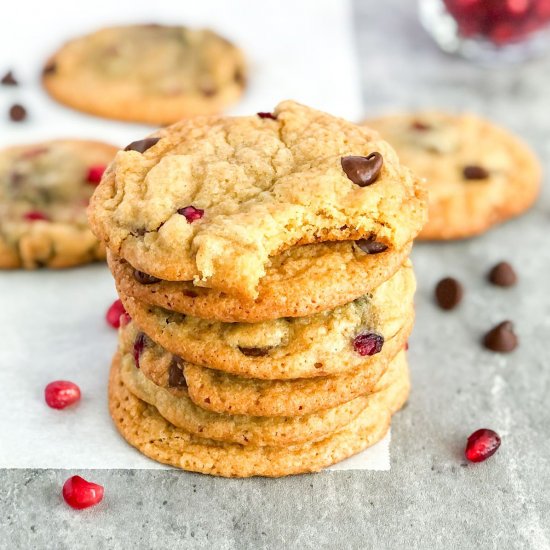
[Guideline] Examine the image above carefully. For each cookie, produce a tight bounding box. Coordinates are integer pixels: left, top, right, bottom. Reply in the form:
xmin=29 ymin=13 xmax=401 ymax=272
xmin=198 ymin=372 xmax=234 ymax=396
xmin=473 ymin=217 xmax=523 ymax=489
xmin=89 ymin=101 xmax=428 ymax=299
xmin=120 ymin=351 xmax=385 ymax=447
xmin=42 ymin=24 xmax=246 ymax=125
xmin=109 ymin=351 xmax=408 ymax=477
xmin=108 ymin=239 xmax=412 ymax=322
xmin=120 ymin=261 xmax=416 ymax=380
xmin=0 ymin=139 xmax=117 ymax=268
xmin=119 ymin=314 xmax=412 ymax=417
xmin=365 ymin=112 xmax=541 ymax=240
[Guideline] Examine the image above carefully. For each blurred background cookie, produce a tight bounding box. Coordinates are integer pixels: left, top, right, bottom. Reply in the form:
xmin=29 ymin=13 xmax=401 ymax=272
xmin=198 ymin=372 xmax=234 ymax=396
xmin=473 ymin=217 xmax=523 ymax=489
xmin=0 ymin=139 xmax=117 ymax=268
xmin=42 ymin=24 xmax=247 ymax=125
xmin=366 ymin=112 xmax=542 ymax=240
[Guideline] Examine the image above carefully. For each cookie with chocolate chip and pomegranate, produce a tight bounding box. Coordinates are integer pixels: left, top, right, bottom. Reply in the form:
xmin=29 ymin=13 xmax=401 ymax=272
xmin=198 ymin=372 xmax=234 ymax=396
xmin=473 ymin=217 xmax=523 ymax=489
xmin=0 ymin=140 xmax=117 ymax=269
xmin=118 ymin=262 xmax=416 ymax=380
xmin=108 ymin=239 xmax=412 ymax=323
xmin=119 ymin=314 xmax=413 ymax=417
xmin=42 ymin=24 xmax=246 ymax=125
xmin=365 ymin=112 xmax=541 ymax=240
xmin=89 ymin=101 xmax=427 ymax=299
xmin=108 ymin=350 xmax=409 ymax=477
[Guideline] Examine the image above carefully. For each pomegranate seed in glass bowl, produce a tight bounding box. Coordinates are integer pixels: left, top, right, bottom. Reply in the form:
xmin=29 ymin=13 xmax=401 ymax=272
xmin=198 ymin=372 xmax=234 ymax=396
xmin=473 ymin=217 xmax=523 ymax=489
xmin=419 ymin=0 xmax=550 ymax=62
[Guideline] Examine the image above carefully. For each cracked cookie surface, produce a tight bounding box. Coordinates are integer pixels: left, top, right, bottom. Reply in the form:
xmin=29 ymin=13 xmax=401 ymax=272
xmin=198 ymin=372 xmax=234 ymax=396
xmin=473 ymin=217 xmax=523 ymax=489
xmin=42 ymin=24 xmax=246 ymax=124
xmin=0 ymin=139 xmax=117 ymax=268
xmin=120 ymin=261 xmax=415 ymax=379
xmin=89 ymin=101 xmax=427 ymax=298
xmin=109 ymin=351 xmax=408 ymax=477
xmin=366 ymin=112 xmax=541 ymax=240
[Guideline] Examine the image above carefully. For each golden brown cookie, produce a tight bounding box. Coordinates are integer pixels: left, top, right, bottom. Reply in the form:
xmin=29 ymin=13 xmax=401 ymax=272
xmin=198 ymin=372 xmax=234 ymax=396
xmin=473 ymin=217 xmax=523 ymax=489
xmin=120 ymin=351 xmax=383 ymax=447
xmin=119 ymin=314 xmax=412 ymax=417
xmin=89 ymin=101 xmax=428 ymax=299
xmin=120 ymin=262 xmax=416 ymax=380
xmin=108 ymin=240 xmax=412 ymax=322
xmin=366 ymin=112 xmax=541 ymax=240
xmin=42 ymin=25 xmax=246 ymax=125
xmin=109 ymin=351 xmax=409 ymax=477
xmin=0 ymin=139 xmax=117 ymax=268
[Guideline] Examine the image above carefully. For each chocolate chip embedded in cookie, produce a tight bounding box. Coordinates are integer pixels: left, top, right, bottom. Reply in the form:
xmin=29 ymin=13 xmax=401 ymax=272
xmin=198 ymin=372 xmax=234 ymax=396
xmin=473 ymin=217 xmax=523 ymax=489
xmin=0 ymin=139 xmax=117 ymax=269
xmin=90 ymin=101 xmax=427 ymax=299
xmin=365 ymin=112 xmax=541 ymax=240
xmin=42 ymin=24 xmax=247 ymax=125
xmin=118 ymin=263 xmax=416 ymax=380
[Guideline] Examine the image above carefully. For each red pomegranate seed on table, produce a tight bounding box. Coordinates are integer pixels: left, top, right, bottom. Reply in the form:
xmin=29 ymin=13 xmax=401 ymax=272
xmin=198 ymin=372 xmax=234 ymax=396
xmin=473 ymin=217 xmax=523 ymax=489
xmin=62 ymin=476 xmax=104 ymax=510
xmin=86 ymin=165 xmax=106 ymax=185
xmin=465 ymin=429 xmax=501 ymax=463
xmin=44 ymin=381 xmax=81 ymax=409
xmin=106 ymin=299 xmax=127 ymax=329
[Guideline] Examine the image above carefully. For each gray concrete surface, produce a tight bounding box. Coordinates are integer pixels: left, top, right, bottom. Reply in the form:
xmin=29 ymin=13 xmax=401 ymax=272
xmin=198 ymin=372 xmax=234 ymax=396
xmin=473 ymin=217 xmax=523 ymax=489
xmin=2 ymin=1 xmax=550 ymax=548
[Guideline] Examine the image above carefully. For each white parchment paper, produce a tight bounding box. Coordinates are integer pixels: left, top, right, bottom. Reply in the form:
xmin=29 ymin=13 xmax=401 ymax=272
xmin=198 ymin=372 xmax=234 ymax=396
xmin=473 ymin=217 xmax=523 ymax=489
xmin=0 ymin=0 xmax=391 ymax=471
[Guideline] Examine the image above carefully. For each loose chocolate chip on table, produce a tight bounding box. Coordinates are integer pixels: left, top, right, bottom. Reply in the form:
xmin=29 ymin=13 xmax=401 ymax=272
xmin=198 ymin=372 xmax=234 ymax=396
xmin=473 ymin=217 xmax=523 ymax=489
xmin=257 ymin=112 xmax=276 ymax=120
xmin=168 ymin=357 xmax=187 ymax=388
xmin=463 ymin=165 xmax=490 ymax=180
xmin=124 ymin=137 xmax=161 ymax=153
xmin=488 ymin=261 xmax=517 ymax=287
xmin=341 ymin=153 xmax=383 ymax=187
xmin=1 ymin=70 xmax=17 ymax=85
xmin=238 ymin=347 xmax=270 ymax=357
xmin=133 ymin=269 xmax=161 ymax=285
xmin=483 ymin=321 xmax=518 ymax=352
xmin=435 ymin=277 xmax=463 ymax=310
xmin=9 ymin=104 xmax=26 ymax=122
xmin=355 ymin=237 xmax=388 ymax=254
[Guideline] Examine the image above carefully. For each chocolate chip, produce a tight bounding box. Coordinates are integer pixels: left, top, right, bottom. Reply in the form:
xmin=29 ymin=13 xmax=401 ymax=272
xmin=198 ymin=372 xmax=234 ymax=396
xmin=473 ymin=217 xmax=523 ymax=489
xmin=133 ymin=332 xmax=147 ymax=368
xmin=483 ymin=321 xmax=518 ymax=353
xmin=1 ymin=70 xmax=17 ymax=86
xmin=238 ymin=347 xmax=270 ymax=357
xmin=42 ymin=61 xmax=57 ymax=76
xmin=411 ymin=120 xmax=430 ymax=131
xmin=168 ymin=357 xmax=187 ymax=388
xmin=9 ymin=104 xmax=26 ymax=122
xmin=200 ymin=85 xmax=217 ymax=97
xmin=488 ymin=262 xmax=517 ymax=287
xmin=133 ymin=269 xmax=161 ymax=285
xmin=234 ymin=67 xmax=246 ymax=86
xmin=257 ymin=112 xmax=276 ymax=120
xmin=124 ymin=137 xmax=160 ymax=153
xmin=341 ymin=153 xmax=383 ymax=187
xmin=463 ymin=165 xmax=489 ymax=180
xmin=355 ymin=237 xmax=388 ymax=254
xmin=435 ymin=277 xmax=463 ymax=310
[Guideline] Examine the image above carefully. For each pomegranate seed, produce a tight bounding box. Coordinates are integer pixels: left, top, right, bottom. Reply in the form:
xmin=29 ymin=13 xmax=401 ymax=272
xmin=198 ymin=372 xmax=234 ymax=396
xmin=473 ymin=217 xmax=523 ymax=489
xmin=105 ymin=299 xmax=127 ymax=329
xmin=86 ymin=165 xmax=106 ymax=185
xmin=133 ymin=333 xmax=146 ymax=368
xmin=44 ymin=380 xmax=81 ymax=409
xmin=465 ymin=429 xmax=501 ymax=463
xmin=119 ymin=312 xmax=132 ymax=327
xmin=177 ymin=206 xmax=204 ymax=223
xmin=24 ymin=210 xmax=49 ymax=222
xmin=353 ymin=332 xmax=384 ymax=356
xmin=62 ymin=476 xmax=104 ymax=510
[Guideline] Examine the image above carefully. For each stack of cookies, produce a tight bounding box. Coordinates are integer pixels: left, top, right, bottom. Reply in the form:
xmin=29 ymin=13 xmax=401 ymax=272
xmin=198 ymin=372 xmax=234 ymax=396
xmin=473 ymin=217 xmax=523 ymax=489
xmin=89 ymin=101 xmax=428 ymax=477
